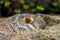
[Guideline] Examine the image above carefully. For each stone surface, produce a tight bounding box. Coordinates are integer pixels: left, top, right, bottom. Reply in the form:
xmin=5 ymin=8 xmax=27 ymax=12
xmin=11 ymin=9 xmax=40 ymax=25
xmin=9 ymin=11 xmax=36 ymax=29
xmin=0 ymin=14 xmax=60 ymax=40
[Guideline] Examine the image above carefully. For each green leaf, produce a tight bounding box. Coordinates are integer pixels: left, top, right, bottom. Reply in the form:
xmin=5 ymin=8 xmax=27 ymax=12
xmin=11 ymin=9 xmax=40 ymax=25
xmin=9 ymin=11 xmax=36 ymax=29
xmin=30 ymin=3 xmax=34 ymax=6
xmin=19 ymin=0 xmax=25 ymax=4
xmin=31 ymin=8 xmax=37 ymax=12
xmin=23 ymin=5 xmax=30 ymax=10
xmin=37 ymin=6 xmax=44 ymax=11
xmin=53 ymin=2 xmax=58 ymax=7
xmin=14 ymin=9 xmax=21 ymax=14
xmin=4 ymin=1 xmax=11 ymax=7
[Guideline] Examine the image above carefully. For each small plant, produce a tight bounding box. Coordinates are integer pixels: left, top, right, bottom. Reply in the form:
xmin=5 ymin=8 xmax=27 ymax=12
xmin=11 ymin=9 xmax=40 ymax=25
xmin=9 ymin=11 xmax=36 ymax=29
xmin=19 ymin=0 xmax=25 ymax=4
xmin=4 ymin=1 xmax=11 ymax=7
xmin=31 ymin=8 xmax=37 ymax=12
xmin=23 ymin=5 xmax=30 ymax=10
xmin=14 ymin=9 xmax=21 ymax=14
xmin=29 ymin=3 xmax=34 ymax=6
xmin=37 ymin=5 xmax=44 ymax=11
xmin=53 ymin=2 xmax=58 ymax=7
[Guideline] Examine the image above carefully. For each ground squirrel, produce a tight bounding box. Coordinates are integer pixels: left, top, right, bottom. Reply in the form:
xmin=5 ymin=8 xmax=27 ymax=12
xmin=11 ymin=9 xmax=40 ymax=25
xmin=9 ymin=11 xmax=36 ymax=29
xmin=23 ymin=15 xmax=33 ymax=24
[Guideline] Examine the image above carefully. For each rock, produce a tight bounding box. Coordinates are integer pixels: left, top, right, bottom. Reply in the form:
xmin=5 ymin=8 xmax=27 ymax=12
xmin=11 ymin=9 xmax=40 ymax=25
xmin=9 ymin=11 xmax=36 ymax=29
xmin=0 ymin=14 xmax=60 ymax=40
xmin=0 ymin=33 xmax=10 ymax=40
xmin=3 ymin=14 xmax=46 ymax=32
xmin=42 ymin=14 xmax=60 ymax=26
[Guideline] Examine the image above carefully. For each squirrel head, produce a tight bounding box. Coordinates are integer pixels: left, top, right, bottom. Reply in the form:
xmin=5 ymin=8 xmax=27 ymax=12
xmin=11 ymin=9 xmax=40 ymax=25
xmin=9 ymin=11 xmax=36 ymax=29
xmin=23 ymin=15 xmax=33 ymax=24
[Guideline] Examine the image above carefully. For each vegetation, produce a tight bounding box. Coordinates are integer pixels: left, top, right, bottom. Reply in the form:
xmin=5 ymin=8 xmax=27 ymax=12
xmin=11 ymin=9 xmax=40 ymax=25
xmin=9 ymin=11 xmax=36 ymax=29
xmin=4 ymin=1 xmax=11 ymax=7
xmin=0 ymin=0 xmax=60 ymax=17
xmin=19 ymin=0 xmax=25 ymax=4
xmin=31 ymin=8 xmax=37 ymax=12
xmin=14 ymin=9 xmax=21 ymax=14
xmin=37 ymin=6 xmax=44 ymax=11
xmin=23 ymin=5 xmax=30 ymax=10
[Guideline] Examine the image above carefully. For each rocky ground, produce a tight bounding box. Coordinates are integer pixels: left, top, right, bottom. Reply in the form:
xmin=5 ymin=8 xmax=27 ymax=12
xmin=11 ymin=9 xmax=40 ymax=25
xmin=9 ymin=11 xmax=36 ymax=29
xmin=0 ymin=14 xmax=60 ymax=40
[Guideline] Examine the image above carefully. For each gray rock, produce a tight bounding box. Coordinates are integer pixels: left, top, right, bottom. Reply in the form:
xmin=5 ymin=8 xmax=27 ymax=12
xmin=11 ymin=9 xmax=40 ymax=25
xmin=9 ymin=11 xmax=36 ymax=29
xmin=0 ymin=33 xmax=10 ymax=40
xmin=1 ymin=14 xmax=46 ymax=32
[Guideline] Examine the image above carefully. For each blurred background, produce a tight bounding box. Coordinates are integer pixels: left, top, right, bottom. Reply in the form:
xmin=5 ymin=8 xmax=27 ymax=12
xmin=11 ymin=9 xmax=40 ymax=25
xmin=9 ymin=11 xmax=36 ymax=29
xmin=0 ymin=0 xmax=60 ymax=17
